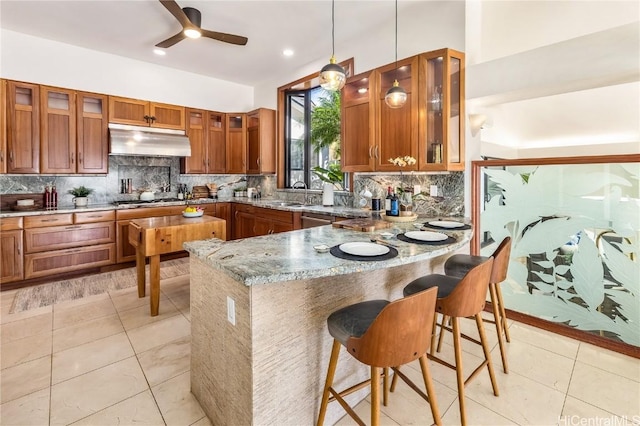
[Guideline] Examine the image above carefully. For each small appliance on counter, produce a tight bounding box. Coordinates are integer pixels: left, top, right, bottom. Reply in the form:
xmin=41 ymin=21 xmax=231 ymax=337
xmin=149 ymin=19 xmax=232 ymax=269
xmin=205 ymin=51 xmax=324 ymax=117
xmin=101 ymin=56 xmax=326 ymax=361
xmin=322 ymin=182 xmax=334 ymax=206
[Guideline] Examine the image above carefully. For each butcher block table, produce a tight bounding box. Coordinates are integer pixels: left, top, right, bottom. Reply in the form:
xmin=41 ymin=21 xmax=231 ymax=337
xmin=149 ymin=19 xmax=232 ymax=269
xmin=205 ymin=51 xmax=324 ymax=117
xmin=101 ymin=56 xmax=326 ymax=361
xmin=128 ymin=214 xmax=226 ymax=316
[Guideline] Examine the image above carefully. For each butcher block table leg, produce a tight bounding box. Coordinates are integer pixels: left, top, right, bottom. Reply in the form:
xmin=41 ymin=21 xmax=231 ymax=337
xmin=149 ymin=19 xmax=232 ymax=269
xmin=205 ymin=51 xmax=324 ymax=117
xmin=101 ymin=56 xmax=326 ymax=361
xmin=136 ymin=249 xmax=146 ymax=298
xmin=149 ymin=254 xmax=161 ymax=316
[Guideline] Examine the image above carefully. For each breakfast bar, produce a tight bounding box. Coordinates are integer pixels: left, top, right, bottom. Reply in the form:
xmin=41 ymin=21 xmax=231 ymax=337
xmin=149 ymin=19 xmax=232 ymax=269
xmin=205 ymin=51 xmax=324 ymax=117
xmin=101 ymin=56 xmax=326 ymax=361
xmin=184 ymin=221 xmax=472 ymax=425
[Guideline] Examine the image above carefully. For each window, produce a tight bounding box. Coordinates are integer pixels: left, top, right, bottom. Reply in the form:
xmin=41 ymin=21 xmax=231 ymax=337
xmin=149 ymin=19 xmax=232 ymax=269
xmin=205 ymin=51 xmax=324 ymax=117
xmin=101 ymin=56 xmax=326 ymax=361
xmin=284 ymin=87 xmax=344 ymax=190
xmin=277 ymin=58 xmax=353 ymax=191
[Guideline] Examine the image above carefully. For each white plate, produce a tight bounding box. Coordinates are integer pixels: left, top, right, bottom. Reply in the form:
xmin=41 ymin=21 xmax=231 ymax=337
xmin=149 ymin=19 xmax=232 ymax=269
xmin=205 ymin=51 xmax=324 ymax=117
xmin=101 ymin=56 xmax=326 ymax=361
xmin=404 ymin=231 xmax=448 ymax=242
xmin=428 ymin=220 xmax=465 ymax=229
xmin=339 ymin=242 xmax=389 ymax=256
xmin=182 ymin=211 xmax=204 ymax=218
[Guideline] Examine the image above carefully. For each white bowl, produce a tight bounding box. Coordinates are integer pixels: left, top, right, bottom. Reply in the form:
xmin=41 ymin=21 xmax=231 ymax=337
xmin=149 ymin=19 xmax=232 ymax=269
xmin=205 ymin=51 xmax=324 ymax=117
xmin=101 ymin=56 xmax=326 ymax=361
xmin=182 ymin=210 xmax=204 ymax=218
xmin=313 ymin=244 xmax=330 ymax=253
xmin=379 ymin=232 xmax=394 ymax=240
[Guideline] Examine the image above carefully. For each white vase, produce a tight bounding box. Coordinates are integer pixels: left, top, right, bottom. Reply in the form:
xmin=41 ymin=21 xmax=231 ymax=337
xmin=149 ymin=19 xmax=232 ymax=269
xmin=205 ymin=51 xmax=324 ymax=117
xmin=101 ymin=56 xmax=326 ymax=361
xmin=73 ymin=197 xmax=88 ymax=207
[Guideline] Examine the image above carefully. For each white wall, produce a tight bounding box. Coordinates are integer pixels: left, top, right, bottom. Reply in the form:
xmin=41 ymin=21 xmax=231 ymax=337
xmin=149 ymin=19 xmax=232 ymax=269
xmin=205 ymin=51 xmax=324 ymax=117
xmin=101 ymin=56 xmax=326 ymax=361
xmin=0 ymin=29 xmax=253 ymax=112
xmin=253 ymin=1 xmax=466 ymax=109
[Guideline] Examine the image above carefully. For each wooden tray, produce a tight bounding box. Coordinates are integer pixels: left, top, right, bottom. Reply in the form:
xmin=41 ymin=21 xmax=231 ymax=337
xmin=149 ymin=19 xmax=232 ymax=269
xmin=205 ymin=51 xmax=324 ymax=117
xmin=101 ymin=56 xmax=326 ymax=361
xmin=332 ymin=218 xmax=392 ymax=232
xmin=381 ymin=213 xmax=419 ymax=223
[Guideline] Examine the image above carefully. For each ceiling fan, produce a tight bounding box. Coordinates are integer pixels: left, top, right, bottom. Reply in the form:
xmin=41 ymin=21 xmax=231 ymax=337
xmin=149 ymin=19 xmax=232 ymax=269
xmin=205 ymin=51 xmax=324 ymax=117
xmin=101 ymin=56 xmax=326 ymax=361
xmin=155 ymin=0 xmax=248 ymax=48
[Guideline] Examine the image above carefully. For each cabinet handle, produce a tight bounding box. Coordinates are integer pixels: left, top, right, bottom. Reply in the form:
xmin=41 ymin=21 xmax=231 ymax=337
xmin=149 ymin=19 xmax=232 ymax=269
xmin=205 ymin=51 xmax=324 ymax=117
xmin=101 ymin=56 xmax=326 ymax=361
xmin=150 ymin=116 xmax=157 ymax=123
xmin=368 ymin=146 xmax=373 ymax=158
xmin=41 ymin=218 xmax=59 ymax=222
xmin=0 ymin=150 xmax=3 ymax=162
xmin=257 ymin=158 xmax=260 ymax=167
xmin=70 ymin=153 xmax=74 ymax=164
xmin=375 ymin=146 xmax=380 ymax=159
xmin=16 ymin=243 xmax=20 ymax=255
xmin=9 ymin=151 xmax=13 ymax=163
xmin=78 ymin=153 xmax=82 ymax=164
xmin=143 ymin=115 xmax=151 ymax=123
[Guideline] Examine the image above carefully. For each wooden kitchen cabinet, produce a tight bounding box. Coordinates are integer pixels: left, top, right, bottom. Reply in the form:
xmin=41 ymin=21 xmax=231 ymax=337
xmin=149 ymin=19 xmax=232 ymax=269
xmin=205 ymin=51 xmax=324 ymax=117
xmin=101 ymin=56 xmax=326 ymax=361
xmin=181 ymin=109 xmax=226 ymax=174
xmin=214 ymin=202 xmax=232 ymax=239
xmin=77 ymin=92 xmax=109 ymax=174
xmin=24 ymin=211 xmax=115 ymax=279
xmin=108 ymin=96 xmax=185 ymax=130
xmin=6 ymin=81 xmax=40 ymax=173
xmin=232 ymin=203 xmax=255 ymax=240
xmin=246 ymin=108 xmax=276 ymax=175
xmin=341 ymin=71 xmax=377 ymax=172
xmin=225 ymin=114 xmax=246 ymax=173
xmin=418 ymin=49 xmax=465 ymax=171
xmin=0 ymin=217 xmax=24 ymax=285
xmin=0 ymin=79 xmax=6 ymax=174
xmin=40 ymin=86 xmax=77 ymax=173
xmin=232 ymin=203 xmax=298 ymax=239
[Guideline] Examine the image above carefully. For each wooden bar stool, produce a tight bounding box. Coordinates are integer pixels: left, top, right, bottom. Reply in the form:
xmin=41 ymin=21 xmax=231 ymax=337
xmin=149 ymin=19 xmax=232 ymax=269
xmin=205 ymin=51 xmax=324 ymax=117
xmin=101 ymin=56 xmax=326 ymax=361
xmin=393 ymin=258 xmax=499 ymax=426
xmin=317 ymin=287 xmax=441 ymax=426
xmin=442 ymin=237 xmax=512 ymax=373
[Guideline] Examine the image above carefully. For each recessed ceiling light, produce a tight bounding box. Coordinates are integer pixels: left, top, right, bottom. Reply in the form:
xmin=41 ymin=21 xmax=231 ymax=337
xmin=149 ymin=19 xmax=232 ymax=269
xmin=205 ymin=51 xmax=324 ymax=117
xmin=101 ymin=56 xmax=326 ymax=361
xmin=283 ymin=49 xmax=294 ymax=57
xmin=153 ymin=49 xmax=166 ymax=56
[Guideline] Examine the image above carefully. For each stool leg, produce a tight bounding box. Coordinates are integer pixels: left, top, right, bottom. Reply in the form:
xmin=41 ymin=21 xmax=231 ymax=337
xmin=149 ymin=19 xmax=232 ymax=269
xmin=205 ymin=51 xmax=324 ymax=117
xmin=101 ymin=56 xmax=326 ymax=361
xmin=475 ymin=313 xmax=499 ymax=397
xmin=418 ymin=354 xmax=442 ymax=426
xmin=317 ymin=339 xmax=341 ymax=426
xmin=430 ymin=313 xmax=438 ymax=356
xmin=436 ymin=314 xmax=449 ymax=353
xmin=371 ymin=366 xmax=380 ymax=426
xmin=451 ymin=317 xmax=467 ymax=426
xmin=383 ymin=367 xmax=389 ymax=406
xmin=489 ymin=283 xmax=509 ymax=374
xmin=390 ymin=367 xmax=399 ymax=392
xmin=496 ymin=283 xmax=511 ymax=343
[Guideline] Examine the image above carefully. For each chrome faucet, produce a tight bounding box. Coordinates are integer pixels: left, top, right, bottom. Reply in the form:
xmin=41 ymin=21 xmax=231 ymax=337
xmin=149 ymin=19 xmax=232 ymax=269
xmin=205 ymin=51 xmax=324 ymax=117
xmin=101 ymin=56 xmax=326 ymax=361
xmin=292 ymin=180 xmax=309 ymax=205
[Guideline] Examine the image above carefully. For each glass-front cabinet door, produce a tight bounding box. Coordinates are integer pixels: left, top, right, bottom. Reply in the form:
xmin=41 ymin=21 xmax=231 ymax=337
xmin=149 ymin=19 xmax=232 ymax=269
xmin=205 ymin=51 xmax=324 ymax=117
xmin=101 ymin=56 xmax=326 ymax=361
xmin=418 ymin=48 xmax=465 ymax=171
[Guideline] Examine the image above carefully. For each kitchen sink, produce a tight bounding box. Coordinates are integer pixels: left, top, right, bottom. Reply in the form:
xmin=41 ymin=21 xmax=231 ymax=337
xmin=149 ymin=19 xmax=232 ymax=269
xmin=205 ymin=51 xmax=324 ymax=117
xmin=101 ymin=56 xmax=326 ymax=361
xmin=266 ymin=201 xmax=306 ymax=207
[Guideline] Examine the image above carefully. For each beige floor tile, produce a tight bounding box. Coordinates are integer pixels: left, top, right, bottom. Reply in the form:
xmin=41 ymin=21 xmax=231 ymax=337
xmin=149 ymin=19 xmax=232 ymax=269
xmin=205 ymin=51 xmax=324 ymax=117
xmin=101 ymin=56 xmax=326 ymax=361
xmin=72 ymin=390 xmax=165 ymax=425
xmin=53 ymin=297 xmax=116 ymax=330
xmin=0 ymin=355 xmax=51 ymax=404
xmin=333 ymin=398 xmax=400 ymax=426
xmin=1 ymin=311 xmax=52 ymax=343
xmin=167 ymin=293 xmax=190 ymax=311
xmin=0 ymin=387 xmax=50 ymax=426
xmin=577 ymin=342 xmax=640 ymax=382
xmin=52 ymin=292 xmax=110 ymax=312
xmin=127 ymin=314 xmax=191 ymax=354
xmin=495 ymin=338 xmax=575 ymax=392
xmin=568 ymin=361 xmax=640 ymax=419
xmin=424 ymin=341 xmax=488 ymax=393
xmin=137 ymin=335 xmax=191 ymax=387
xmin=160 ymin=275 xmax=190 ymax=295
xmin=118 ymin=296 xmax=180 ymax=331
xmin=464 ymin=369 xmax=566 ymax=425
xmin=109 ymin=286 xmax=156 ymax=313
xmin=52 ymin=332 xmax=134 ymax=384
xmin=151 ymin=371 xmax=205 ymax=426
xmin=508 ymin=322 xmax=580 ymax=359
xmin=440 ymin=396 xmax=516 ymax=426
xmin=0 ymin=304 xmax=53 ymax=325
xmin=561 ymin=395 xmax=629 ymax=424
xmin=50 ymin=357 xmax=147 ymax=426
xmin=190 ymin=416 xmax=212 ymax=426
xmin=1 ymin=330 xmax=52 ymax=370
xmin=52 ymin=313 xmax=123 ymax=353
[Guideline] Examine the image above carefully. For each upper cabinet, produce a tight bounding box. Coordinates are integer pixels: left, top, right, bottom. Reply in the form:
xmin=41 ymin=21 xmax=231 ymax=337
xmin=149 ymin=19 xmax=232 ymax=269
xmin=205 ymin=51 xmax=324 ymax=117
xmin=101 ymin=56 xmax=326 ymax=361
xmin=6 ymin=81 xmax=40 ymax=173
xmin=0 ymin=79 xmax=6 ymax=173
xmin=181 ymin=109 xmax=226 ymax=174
xmin=40 ymin=87 xmax=108 ymax=174
xmin=246 ymin=108 xmax=276 ymax=175
xmin=225 ymin=113 xmax=246 ymax=174
xmin=418 ymin=49 xmax=465 ymax=171
xmin=340 ymin=48 xmax=465 ymax=172
xmin=108 ymin=96 xmax=185 ymax=130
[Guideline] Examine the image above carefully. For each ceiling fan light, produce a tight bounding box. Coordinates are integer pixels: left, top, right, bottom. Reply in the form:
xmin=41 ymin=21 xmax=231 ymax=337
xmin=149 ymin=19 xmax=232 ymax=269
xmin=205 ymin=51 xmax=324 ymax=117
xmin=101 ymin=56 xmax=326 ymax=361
xmin=320 ymin=56 xmax=346 ymax=91
xmin=184 ymin=28 xmax=201 ymax=39
xmin=385 ymin=80 xmax=407 ymax=108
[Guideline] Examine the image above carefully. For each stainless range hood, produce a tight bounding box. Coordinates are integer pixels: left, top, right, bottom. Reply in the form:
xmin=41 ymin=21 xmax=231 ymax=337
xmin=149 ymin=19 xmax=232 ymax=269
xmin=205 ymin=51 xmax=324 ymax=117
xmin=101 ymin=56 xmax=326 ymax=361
xmin=108 ymin=123 xmax=191 ymax=157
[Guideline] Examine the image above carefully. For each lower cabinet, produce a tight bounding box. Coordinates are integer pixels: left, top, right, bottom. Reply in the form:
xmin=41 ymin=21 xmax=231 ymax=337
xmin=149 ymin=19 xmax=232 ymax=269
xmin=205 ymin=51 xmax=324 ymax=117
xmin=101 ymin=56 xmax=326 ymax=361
xmin=232 ymin=204 xmax=299 ymax=239
xmin=1 ymin=228 xmax=24 ymax=284
xmin=23 ymin=211 xmax=116 ymax=280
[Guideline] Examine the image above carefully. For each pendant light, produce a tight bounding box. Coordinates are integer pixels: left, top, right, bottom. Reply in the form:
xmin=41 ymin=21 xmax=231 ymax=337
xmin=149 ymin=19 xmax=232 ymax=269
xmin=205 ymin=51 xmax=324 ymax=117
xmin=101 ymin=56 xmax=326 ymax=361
xmin=385 ymin=0 xmax=407 ymax=108
xmin=319 ymin=0 xmax=346 ymax=91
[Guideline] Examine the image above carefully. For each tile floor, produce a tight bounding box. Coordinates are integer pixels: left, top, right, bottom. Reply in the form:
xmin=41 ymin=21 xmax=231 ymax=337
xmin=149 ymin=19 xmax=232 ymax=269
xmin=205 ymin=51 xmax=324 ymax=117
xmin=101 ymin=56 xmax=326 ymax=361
xmin=1 ymin=274 xmax=639 ymax=426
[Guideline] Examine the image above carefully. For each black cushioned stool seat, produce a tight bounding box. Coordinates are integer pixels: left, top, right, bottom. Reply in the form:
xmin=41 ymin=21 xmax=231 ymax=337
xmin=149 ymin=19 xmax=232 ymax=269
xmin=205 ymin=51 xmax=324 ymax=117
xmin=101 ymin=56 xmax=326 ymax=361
xmin=445 ymin=254 xmax=488 ymax=278
xmin=403 ymin=274 xmax=460 ymax=300
xmin=317 ymin=289 xmax=442 ymax=426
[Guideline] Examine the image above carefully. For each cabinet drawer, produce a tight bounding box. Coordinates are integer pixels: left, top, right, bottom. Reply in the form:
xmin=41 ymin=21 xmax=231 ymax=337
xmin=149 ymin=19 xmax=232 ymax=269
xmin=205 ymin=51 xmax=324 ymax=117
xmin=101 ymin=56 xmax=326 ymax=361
xmin=0 ymin=217 xmax=23 ymax=231
xmin=24 ymin=214 xmax=73 ymax=228
xmin=116 ymin=206 xmax=185 ymax=220
xmin=25 ymin=243 xmax=115 ymax=279
xmin=256 ymin=207 xmax=293 ymax=224
xmin=25 ymin=222 xmax=115 ymax=253
xmin=233 ymin=203 xmax=255 ymax=215
xmin=74 ymin=210 xmax=115 ymax=224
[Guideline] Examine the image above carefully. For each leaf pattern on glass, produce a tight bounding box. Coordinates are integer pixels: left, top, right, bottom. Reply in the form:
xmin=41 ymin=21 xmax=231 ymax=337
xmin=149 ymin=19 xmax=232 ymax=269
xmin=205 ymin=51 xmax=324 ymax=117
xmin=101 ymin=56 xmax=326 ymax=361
xmin=569 ymin=237 xmax=604 ymax=310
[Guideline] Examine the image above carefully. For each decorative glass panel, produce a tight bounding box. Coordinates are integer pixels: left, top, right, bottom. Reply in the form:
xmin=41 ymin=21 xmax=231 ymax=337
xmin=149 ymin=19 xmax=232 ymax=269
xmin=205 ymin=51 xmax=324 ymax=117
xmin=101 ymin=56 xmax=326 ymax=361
xmin=479 ymin=161 xmax=640 ymax=347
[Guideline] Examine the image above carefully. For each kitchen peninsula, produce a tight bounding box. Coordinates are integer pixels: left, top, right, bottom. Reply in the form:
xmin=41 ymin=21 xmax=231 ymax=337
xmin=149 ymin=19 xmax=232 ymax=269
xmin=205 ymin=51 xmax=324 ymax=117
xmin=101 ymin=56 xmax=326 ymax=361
xmin=184 ymin=223 xmax=472 ymax=425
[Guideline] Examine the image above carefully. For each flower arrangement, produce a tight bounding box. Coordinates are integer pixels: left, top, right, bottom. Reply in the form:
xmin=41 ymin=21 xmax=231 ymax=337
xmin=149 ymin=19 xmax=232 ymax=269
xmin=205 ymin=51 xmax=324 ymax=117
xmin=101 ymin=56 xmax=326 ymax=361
xmin=388 ymin=156 xmax=417 ymax=167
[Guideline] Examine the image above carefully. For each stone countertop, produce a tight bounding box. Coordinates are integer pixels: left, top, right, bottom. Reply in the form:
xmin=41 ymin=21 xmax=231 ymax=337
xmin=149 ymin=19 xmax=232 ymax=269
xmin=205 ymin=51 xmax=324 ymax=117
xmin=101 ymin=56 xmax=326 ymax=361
xmin=0 ymin=197 xmax=371 ymax=219
xmin=184 ymin=220 xmax=472 ymax=287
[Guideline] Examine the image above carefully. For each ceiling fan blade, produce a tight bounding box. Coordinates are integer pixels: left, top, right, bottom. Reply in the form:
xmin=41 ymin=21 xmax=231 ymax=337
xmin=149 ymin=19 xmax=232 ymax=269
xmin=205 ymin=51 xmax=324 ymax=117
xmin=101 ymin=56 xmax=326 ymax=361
xmin=201 ymin=29 xmax=248 ymax=46
xmin=159 ymin=0 xmax=190 ymax=28
xmin=155 ymin=31 xmax=187 ymax=48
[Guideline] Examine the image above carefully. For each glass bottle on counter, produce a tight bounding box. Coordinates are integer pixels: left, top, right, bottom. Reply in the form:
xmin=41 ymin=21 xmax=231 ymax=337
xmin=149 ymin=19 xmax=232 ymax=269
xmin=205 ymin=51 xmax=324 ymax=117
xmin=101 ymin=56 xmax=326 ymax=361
xmin=385 ymin=186 xmax=393 ymax=215
xmin=177 ymin=184 xmax=184 ymax=200
xmin=390 ymin=191 xmax=400 ymax=217
xmin=44 ymin=185 xmax=51 ymax=209
xmin=51 ymin=185 xmax=58 ymax=209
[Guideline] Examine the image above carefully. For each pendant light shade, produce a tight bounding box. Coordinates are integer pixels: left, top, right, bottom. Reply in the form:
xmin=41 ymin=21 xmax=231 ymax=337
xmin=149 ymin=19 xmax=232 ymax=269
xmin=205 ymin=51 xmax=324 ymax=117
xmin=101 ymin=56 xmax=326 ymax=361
xmin=319 ymin=0 xmax=346 ymax=91
xmin=385 ymin=79 xmax=407 ymax=108
xmin=385 ymin=0 xmax=406 ymax=108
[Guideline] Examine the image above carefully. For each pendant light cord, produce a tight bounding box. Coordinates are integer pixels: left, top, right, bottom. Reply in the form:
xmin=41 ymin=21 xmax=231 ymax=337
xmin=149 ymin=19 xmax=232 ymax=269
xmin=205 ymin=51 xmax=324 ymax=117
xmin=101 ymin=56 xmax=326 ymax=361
xmin=394 ymin=0 xmax=398 ymax=70
xmin=332 ymin=0 xmax=336 ymax=57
